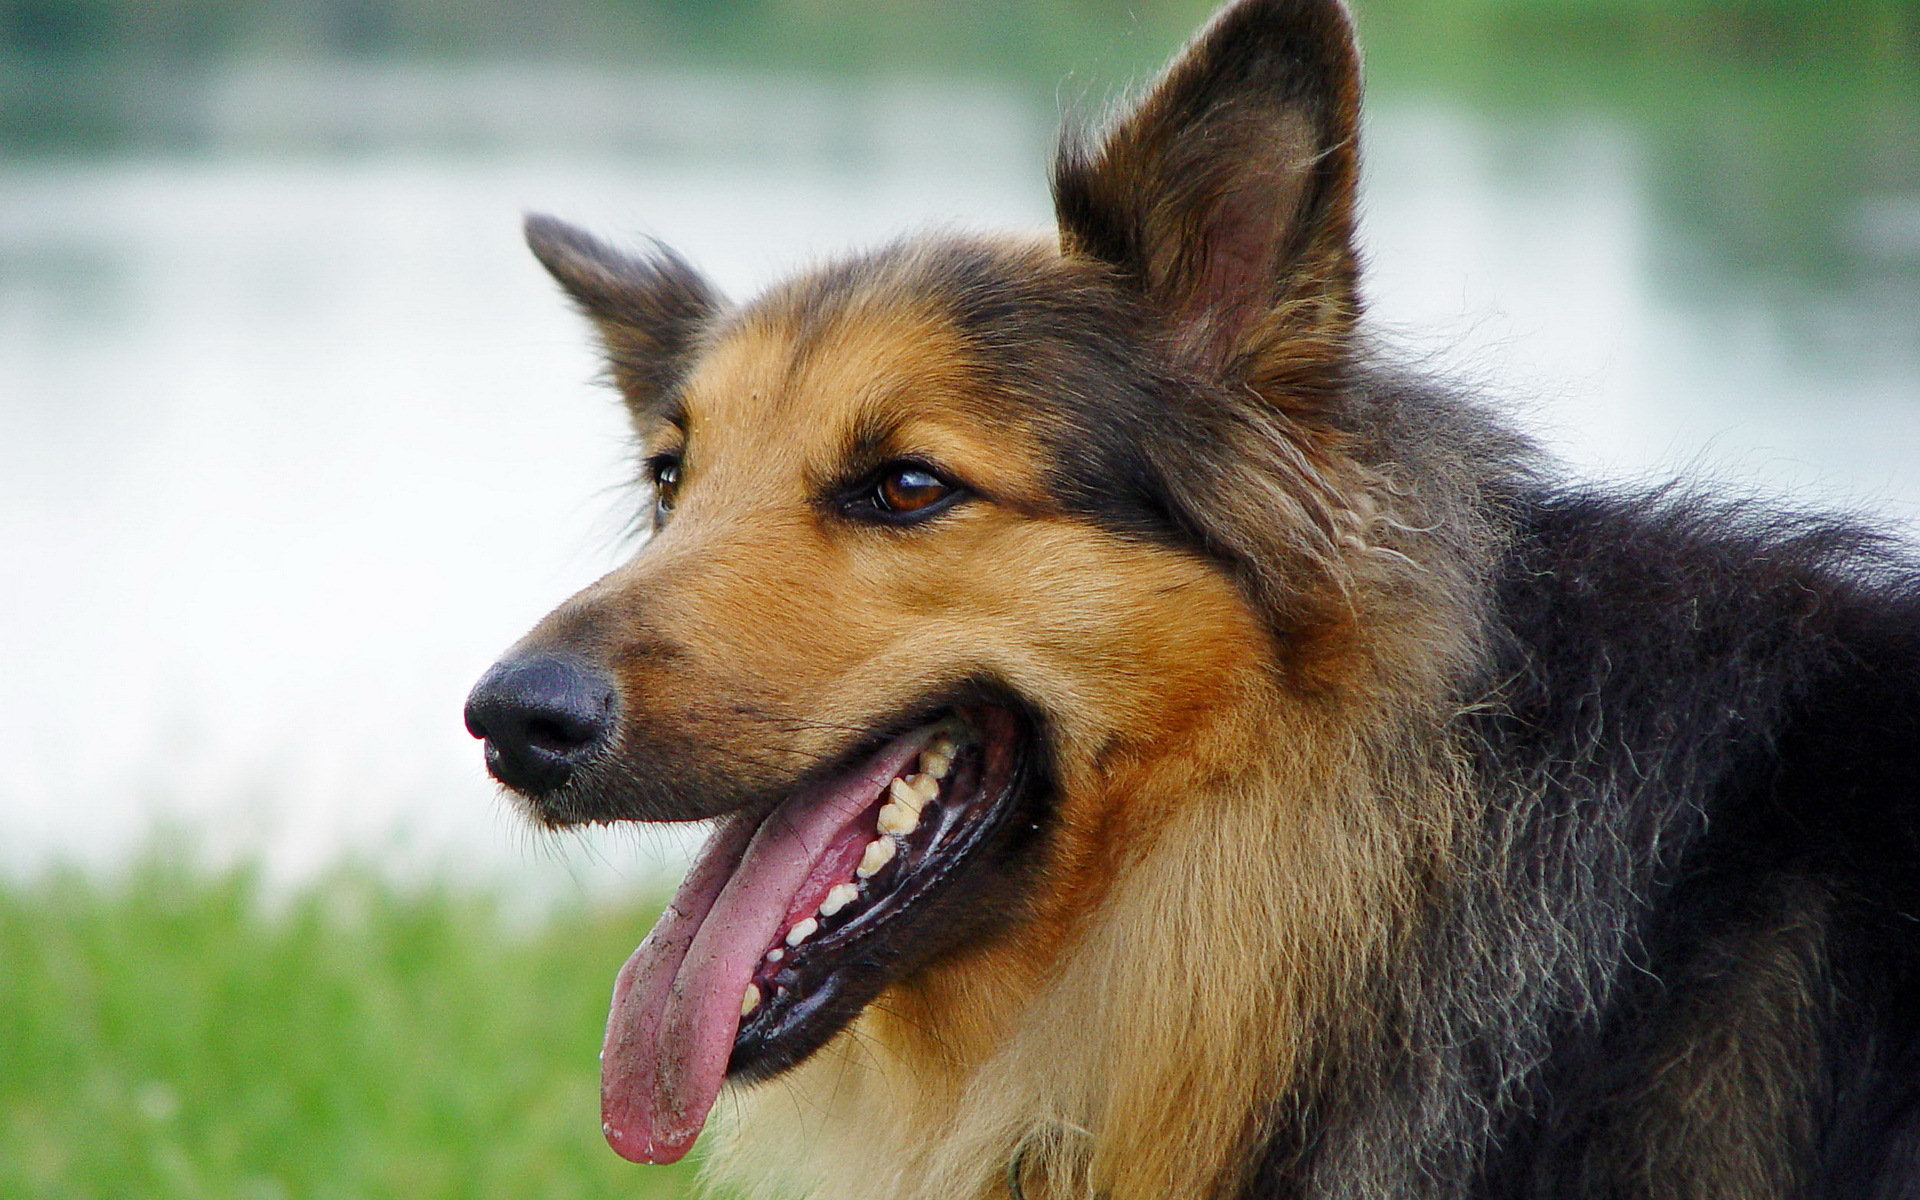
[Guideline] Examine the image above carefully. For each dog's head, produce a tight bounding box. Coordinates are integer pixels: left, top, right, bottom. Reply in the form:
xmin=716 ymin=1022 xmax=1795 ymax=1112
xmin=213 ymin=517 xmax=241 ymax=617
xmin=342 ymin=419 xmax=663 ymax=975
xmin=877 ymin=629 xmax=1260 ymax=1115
xmin=468 ymin=0 xmax=1376 ymax=1167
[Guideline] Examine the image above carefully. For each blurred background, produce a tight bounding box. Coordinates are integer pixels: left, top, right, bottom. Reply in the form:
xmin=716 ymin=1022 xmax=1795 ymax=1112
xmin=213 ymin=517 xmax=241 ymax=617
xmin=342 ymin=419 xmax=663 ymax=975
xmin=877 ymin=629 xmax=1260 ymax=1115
xmin=2 ymin=0 xmax=1916 ymax=1195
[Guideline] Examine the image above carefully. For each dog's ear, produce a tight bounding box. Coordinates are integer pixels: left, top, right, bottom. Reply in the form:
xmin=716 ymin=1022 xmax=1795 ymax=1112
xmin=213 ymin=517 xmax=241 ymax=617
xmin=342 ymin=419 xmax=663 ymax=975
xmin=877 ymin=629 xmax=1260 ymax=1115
xmin=525 ymin=214 xmax=719 ymax=418
xmin=1053 ymin=0 xmax=1361 ymax=395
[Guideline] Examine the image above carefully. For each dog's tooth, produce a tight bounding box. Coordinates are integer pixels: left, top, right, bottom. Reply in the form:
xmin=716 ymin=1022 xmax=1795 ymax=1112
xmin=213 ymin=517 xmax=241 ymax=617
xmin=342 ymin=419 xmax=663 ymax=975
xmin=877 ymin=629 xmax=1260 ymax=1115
xmin=765 ymin=947 xmax=784 ymax=963
xmin=906 ymin=772 xmax=940 ymax=804
xmin=877 ymin=801 xmax=919 ymax=837
xmin=921 ymin=748 xmax=953 ymax=779
xmin=786 ymin=917 xmax=818 ymax=947
xmin=741 ymin=984 xmax=761 ymax=1016
xmin=856 ymin=837 xmax=896 ymax=878
xmin=887 ymin=777 xmax=925 ymax=812
xmin=819 ymin=882 xmax=859 ymax=917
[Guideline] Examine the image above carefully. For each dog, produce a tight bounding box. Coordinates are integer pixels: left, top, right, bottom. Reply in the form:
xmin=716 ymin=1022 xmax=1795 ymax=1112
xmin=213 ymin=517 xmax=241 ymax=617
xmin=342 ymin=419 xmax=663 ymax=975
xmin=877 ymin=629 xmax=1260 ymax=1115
xmin=463 ymin=1 xmax=1920 ymax=1195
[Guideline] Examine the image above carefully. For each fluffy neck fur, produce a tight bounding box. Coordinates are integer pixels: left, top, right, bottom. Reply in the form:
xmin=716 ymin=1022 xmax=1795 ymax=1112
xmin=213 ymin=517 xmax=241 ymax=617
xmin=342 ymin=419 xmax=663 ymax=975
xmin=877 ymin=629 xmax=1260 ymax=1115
xmin=705 ymin=732 xmax=1461 ymax=1200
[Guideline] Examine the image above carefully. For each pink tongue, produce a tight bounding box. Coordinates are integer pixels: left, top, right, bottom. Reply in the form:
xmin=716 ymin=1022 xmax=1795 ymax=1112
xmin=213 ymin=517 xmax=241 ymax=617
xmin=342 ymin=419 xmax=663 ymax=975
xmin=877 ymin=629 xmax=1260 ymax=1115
xmin=600 ymin=731 xmax=930 ymax=1164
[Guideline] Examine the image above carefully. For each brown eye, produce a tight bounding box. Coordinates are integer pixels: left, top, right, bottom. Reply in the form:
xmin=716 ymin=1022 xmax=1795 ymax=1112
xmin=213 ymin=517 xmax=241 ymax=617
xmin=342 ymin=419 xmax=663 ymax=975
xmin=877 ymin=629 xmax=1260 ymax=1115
xmin=837 ymin=460 xmax=967 ymax=525
xmin=876 ymin=465 xmax=952 ymax=515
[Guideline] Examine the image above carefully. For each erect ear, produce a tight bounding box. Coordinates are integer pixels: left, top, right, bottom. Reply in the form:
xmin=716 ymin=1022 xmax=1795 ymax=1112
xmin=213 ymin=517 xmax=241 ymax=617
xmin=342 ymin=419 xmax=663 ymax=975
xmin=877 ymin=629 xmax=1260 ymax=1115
xmin=1052 ymin=0 xmax=1361 ymax=392
xmin=525 ymin=213 xmax=719 ymax=419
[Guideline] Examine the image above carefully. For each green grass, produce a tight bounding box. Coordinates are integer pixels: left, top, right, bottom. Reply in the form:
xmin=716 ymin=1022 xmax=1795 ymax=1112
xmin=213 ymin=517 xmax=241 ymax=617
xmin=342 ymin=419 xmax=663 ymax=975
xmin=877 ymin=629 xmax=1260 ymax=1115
xmin=0 ymin=848 xmax=708 ymax=1200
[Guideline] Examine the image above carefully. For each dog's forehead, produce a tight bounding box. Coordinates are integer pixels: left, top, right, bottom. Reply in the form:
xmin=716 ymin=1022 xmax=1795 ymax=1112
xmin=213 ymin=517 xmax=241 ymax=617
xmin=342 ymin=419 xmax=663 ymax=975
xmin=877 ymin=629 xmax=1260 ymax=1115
xmin=698 ymin=292 xmax=966 ymax=423
xmin=672 ymin=256 xmax=1048 ymax=492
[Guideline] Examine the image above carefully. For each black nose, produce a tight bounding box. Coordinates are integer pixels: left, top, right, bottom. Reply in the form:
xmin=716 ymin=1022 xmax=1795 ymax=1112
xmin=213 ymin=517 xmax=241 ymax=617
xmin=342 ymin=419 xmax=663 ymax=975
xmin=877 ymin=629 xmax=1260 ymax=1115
xmin=464 ymin=653 xmax=617 ymax=794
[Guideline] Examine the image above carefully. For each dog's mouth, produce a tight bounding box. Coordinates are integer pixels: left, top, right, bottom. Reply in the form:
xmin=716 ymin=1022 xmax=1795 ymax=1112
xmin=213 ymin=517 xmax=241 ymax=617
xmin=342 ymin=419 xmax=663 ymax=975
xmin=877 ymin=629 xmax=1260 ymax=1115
xmin=599 ymin=703 xmax=1034 ymax=1165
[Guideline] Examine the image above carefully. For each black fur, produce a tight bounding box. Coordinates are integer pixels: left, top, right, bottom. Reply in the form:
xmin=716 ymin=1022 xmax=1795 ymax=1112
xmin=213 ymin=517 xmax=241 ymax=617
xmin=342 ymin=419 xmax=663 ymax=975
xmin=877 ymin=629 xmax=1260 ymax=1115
xmin=1456 ymin=491 xmax=1920 ymax=1199
xmin=1229 ymin=387 xmax=1920 ymax=1197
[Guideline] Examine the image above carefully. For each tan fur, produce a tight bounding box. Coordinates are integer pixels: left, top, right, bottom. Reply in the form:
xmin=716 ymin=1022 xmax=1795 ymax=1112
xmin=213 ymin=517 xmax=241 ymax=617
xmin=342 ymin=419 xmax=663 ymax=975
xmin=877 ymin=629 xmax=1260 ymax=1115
xmin=680 ymin=310 xmax=1476 ymax=1200
xmin=521 ymin=251 xmax=1478 ymax=1198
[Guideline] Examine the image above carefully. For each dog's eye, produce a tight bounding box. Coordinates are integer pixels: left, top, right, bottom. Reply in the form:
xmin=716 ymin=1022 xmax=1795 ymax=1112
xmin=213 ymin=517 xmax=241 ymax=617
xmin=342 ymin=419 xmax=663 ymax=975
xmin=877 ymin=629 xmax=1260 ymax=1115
xmin=845 ymin=462 xmax=963 ymax=525
xmin=646 ymin=454 xmax=682 ymax=516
